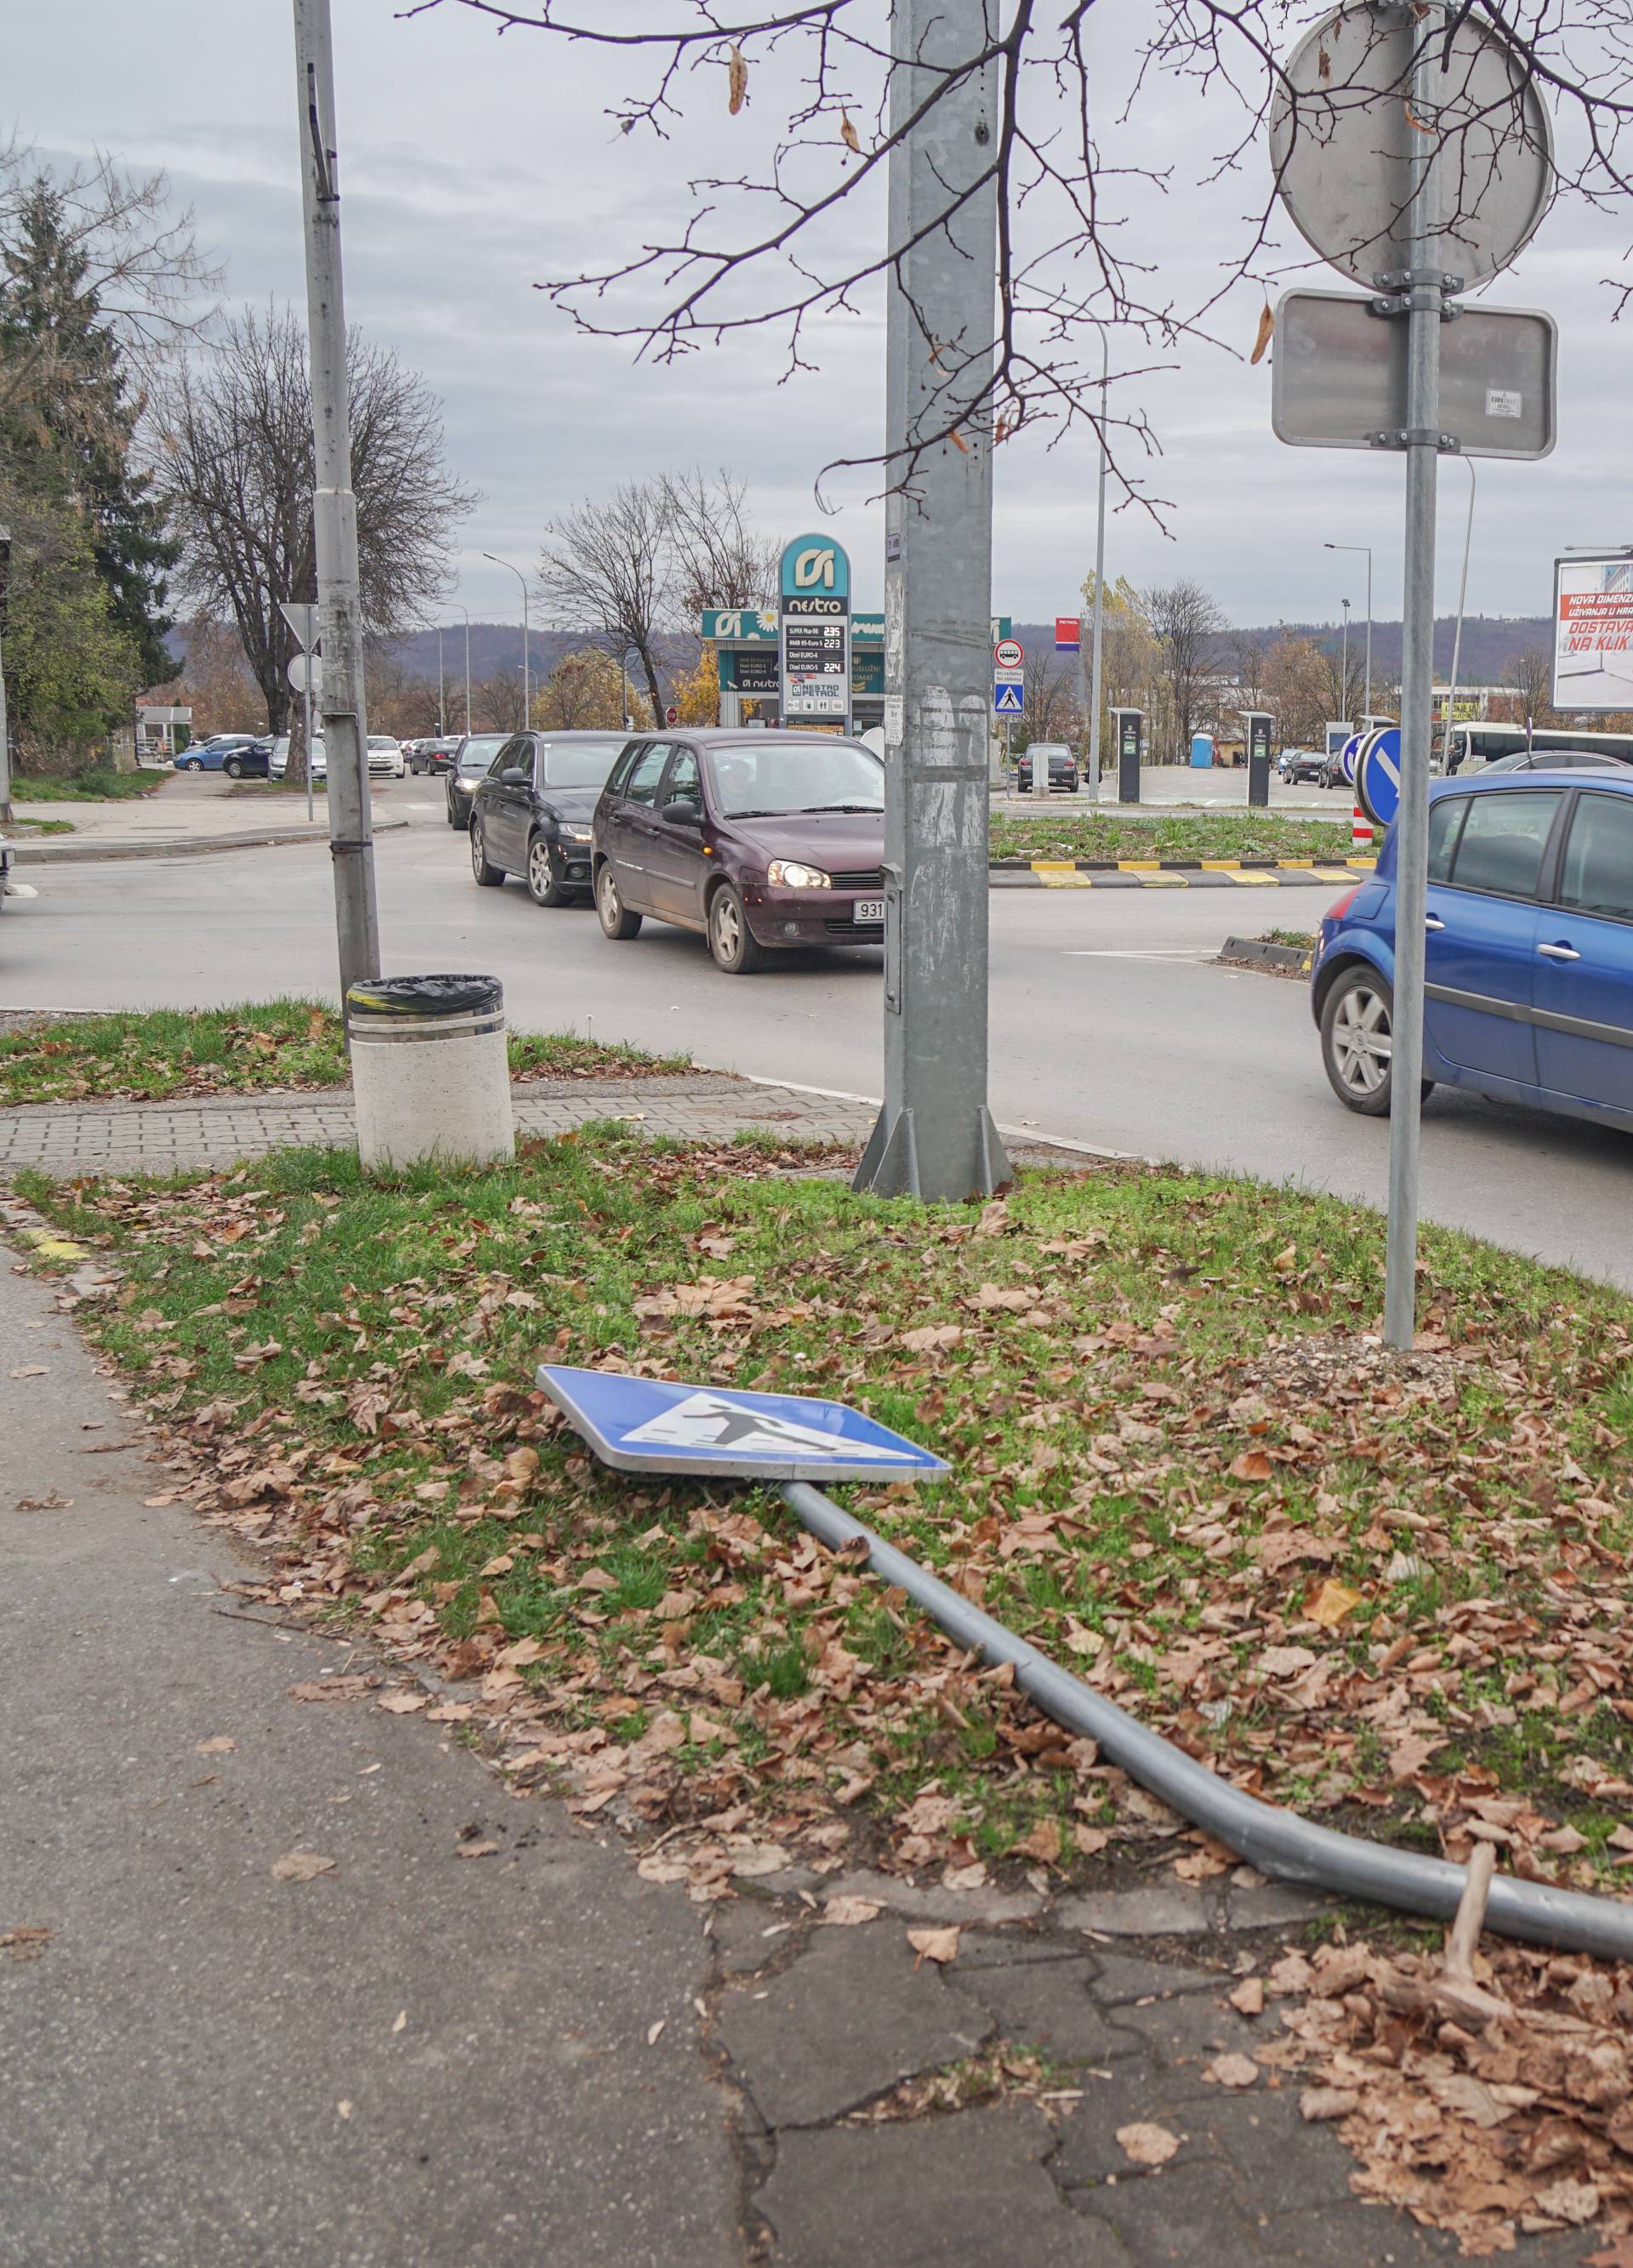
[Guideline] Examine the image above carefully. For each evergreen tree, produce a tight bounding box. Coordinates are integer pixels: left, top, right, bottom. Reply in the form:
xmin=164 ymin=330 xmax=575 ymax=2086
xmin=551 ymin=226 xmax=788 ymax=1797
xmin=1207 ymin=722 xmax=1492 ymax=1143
xmin=0 ymin=179 xmax=176 ymax=688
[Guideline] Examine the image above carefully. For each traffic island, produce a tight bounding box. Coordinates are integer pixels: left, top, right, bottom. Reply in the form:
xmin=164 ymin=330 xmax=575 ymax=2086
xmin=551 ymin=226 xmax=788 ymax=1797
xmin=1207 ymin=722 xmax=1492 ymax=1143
xmin=1215 ymin=934 xmax=1316 ymax=978
xmin=14 ymin=1126 xmax=1633 ymax=2255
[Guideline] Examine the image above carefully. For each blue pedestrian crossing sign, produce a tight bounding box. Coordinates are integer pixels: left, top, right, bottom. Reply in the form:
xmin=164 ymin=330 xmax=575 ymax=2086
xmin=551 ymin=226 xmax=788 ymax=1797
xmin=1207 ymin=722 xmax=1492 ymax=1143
xmin=537 ymin=1365 xmax=950 ymax=1481
xmin=993 ymin=681 xmax=1025 ymax=716
xmin=1355 ymin=728 xmax=1402 ymax=829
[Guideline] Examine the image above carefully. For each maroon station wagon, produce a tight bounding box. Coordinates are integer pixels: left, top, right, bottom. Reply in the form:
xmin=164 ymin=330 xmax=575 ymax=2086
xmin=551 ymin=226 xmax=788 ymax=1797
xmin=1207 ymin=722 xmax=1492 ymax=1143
xmin=592 ymin=730 xmax=886 ymax=975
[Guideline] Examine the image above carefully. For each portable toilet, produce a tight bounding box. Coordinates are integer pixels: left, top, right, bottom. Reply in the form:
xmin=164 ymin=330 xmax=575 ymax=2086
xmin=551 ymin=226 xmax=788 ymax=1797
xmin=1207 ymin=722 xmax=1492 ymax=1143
xmin=1190 ymin=733 xmax=1214 ymax=769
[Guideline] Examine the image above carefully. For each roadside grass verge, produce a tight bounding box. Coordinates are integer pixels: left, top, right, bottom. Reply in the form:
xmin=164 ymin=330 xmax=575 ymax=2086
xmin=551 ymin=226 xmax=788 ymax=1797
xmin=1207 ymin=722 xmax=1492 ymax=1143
xmin=989 ymin=812 xmax=1354 ymax=863
xmin=0 ymin=1003 xmax=687 ymax=1106
xmin=13 ymin=770 xmax=164 ymax=804
xmin=6 ymin=816 xmax=74 ymax=835
xmin=18 ymin=1127 xmax=1633 ymax=1902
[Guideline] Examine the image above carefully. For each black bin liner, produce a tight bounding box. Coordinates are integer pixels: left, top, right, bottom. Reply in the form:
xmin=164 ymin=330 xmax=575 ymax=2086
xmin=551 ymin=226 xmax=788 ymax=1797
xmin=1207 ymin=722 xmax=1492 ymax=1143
xmin=346 ymin=974 xmax=503 ymax=1020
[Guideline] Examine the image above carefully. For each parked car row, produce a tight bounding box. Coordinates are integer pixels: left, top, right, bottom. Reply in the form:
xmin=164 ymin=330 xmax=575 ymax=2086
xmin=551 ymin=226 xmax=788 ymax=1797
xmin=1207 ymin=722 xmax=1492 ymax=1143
xmin=175 ymin=734 xmax=272 ymax=778
xmin=459 ymin=726 xmax=887 ymax=975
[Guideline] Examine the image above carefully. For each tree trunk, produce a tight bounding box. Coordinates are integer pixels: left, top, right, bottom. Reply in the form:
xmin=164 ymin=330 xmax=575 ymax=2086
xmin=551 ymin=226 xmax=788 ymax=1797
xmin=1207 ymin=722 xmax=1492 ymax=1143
xmin=640 ymin=648 xmax=664 ymax=730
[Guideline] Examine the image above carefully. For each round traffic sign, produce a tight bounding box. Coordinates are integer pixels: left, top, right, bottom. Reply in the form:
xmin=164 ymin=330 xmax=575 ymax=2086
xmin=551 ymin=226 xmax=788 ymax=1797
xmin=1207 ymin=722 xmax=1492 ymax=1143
xmin=1268 ymin=3 xmax=1553 ymax=290
xmin=1355 ymin=728 xmax=1401 ymax=829
xmin=1339 ymin=730 xmax=1365 ymax=787
xmin=993 ymin=638 xmax=1024 ymax=670
xmin=665 ymin=704 xmax=679 ymax=725
xmin=287 ymin=652 xmax=323 ymax=696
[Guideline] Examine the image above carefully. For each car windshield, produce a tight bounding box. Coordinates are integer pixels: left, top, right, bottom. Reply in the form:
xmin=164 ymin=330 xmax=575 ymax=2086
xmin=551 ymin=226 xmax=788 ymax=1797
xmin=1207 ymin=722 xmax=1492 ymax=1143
xmin=367 ymin=736 xmax=396 ymax=750
xmin=705 ymin=740 xmax=884 ymax=818
xmin=458 ymin=736 xmax=508 ymax=774
xmin=538 ymin=736 xmax=627 ymax=788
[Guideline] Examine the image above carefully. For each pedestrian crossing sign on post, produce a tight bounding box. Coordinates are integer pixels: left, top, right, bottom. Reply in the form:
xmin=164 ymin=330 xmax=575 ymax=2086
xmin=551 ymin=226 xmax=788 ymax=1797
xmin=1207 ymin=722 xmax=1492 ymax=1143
xmin=537 ymin=1365 xmax=950 ymax=1481
xmin=993 ymin=681 xmax=1025 ymax=716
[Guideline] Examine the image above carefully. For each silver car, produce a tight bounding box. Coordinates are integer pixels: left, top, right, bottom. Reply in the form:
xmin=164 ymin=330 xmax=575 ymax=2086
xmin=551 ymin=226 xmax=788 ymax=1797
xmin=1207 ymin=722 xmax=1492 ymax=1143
xmin=270 ymin=734 xmax=327 ymax=782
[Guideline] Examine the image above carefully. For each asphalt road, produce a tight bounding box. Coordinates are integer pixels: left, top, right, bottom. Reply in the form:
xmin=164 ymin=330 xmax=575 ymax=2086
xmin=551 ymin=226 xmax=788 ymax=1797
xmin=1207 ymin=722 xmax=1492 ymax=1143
xmin=8 ymin=787 xmax=1633 ymax=1288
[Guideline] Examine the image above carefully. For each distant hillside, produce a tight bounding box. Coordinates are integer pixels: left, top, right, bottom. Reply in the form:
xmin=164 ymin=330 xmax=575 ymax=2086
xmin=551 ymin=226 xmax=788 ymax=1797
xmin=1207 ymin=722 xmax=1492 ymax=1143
xmin=1010 ymin=615 xmax=1552 ymax=684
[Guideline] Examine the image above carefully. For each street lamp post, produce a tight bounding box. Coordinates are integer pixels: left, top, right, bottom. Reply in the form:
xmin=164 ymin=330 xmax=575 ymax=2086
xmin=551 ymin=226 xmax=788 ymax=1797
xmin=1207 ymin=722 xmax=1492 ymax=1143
xmin=482 ymin=553 xmax=530 ymax=727
xmin=0 ymin=520 xmax=12 ymax=829
xmin=1078 ymin=327 xmax=1110 ymax=801
xmin=1340 ymin=598 xmax=1351 ymax=720
xmin=1325 ymin=543 xmax=1373 ymax=719
xmin=454 ymin=604 xmax=471 ymax=734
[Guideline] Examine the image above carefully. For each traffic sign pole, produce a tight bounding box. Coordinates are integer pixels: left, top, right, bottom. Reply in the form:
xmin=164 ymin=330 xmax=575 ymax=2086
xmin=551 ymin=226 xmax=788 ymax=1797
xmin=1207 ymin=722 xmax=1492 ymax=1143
xmin=853 ymin=0 xmax=1009 ymax=1204
xmin=1383 ymin=11 xmax=1444 ymax=1354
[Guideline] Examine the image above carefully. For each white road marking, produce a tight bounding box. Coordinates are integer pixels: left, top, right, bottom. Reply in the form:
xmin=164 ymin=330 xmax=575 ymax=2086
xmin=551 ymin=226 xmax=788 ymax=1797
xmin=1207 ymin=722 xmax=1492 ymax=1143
xmin=1063 ymin=948 xmax=1216 ymax=962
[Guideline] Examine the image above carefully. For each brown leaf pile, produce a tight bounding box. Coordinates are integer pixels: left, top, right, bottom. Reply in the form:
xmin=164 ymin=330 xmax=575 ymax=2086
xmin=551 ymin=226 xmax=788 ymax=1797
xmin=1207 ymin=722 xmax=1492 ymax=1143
xmin=1260 ymin=1938 xmax=1633 ymax=2254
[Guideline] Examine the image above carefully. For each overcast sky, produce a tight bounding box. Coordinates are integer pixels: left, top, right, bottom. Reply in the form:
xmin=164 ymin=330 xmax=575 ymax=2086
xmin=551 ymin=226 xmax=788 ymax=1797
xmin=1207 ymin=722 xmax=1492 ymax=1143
xmin=16 ymin=1 xmax=1633 ymax=633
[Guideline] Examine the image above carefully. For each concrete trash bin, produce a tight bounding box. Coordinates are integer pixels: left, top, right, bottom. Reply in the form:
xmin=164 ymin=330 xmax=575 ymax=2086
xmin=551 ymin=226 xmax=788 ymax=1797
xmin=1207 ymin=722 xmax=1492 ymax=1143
xmin=346 ymin=974 xmax=515 ymax=1171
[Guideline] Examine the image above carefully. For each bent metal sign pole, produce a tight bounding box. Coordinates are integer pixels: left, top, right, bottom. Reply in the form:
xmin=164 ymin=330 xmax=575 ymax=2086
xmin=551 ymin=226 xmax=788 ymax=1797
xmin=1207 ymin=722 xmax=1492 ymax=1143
xmin=1268 ymin=0 xmax=1553 ymax=1350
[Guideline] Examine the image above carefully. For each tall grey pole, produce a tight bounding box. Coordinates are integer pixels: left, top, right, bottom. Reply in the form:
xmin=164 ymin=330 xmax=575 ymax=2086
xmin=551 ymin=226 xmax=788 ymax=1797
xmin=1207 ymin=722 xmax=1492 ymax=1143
xmin=0 ymin=520 xmax=11 ymax=828
xmin=1340 ymin=600 xmax=1351 ymax=719
xmin=1326 ymin=542 xmax=1373 ymax=717
xmin=483 ymin=553 xmax=530 ymax=728
xmin=1087 ymin=329 xmax=1108 ymax=801
xmin=457 ymin=604 xmax=471 ymax=734
xmin=853 ymin=0 xmax=1009 ymax=1202
xmin=1439 ymin=458 xmax=1477 ymax=775
xmin=303 ymin=666 xmax=315 ymax=826
xmin=1383 ymin=6 xmax=1444 ymax=1351
xmin=293 ymin=0 xmax=379 ymax=1007
xmin=437 ymin=625 xmax=445 ymax=736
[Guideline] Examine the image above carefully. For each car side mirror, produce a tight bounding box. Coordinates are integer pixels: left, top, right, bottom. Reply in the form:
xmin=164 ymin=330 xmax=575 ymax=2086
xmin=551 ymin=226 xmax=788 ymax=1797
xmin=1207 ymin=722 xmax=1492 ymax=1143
xmin=499 ymin=765 xmax=529 ymax=786
xmin=662 ymin=798 xmax=703 ymax=827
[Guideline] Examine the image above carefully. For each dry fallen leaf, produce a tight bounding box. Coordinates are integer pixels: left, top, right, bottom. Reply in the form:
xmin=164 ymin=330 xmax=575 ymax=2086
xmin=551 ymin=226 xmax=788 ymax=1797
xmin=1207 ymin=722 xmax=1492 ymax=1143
xmin=1230 ymin=1448 xmax=1273 ymax=1482
xmin=1203 ymin=2054 xmax=1260 ymax=2090
xmin=287 ymin=1674 xmax=375 ymax=1704
xmin=1249 ymin=303 xmax=1275 ymax=366
xmin=270 ymin=1851 xmax=336 ymax=1882
xmin=392 ymin=2009 xmax=407 ymax=2034
xmin=454 ymin=1840 xmax=500 ymax=1861
xmin=1306 ymin=1577 xmax=1364 ymax=1628
xmin=906 ymin=1925 xmax=960 ymax=1966
xmin=1228 ymin=1977 xmax=1265 ymax=2017
xmin=376 ymin=1690 xmax=429 ymax=1715
xmin=195 ymin=1736 xmax=236 ymax=1755
xmin=1 ymin=1925 xmax=54 ymax=1961
xmin=822 ymin=1896 xmax=883 ymax=1926
xmin=1118 ymin=2122 xmax=1181 ymax=2167
xmin=647 ymin=2018 xmax=667 ymax=2045
xmin=1300 ymin=2087 xmax=1358 ymax=2123
xmin=9 ymin=1364 xmax=48 ymax=1378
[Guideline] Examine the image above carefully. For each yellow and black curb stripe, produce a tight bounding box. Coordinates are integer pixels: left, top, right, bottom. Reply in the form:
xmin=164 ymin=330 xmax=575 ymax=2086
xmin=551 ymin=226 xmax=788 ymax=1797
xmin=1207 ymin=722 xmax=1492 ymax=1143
xmin=989 ymin=857 xmax=1374 ymax=891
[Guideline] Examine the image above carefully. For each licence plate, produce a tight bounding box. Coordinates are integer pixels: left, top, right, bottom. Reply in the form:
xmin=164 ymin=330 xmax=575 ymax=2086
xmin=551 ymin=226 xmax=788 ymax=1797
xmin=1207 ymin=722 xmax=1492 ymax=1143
xmin=852 ymin=898 xmax=885 ymax=924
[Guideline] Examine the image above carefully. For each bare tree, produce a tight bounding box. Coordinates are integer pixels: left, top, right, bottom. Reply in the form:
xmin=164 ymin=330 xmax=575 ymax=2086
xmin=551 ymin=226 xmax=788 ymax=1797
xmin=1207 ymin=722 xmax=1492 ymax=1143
xmin=538 ymin=479 xmax=669 ymax=725
xmin=428 ymin=3 xmax=1615 ymax=514
xmin=1505 ymin=645 xmax=1556 ymax=730
xmin=1021 ymin=647 xmax=1078 ymax=745
xmin=153 ymin=305 xmax=475 ymax=744
xmin=660 ymin=469 xmax=779 ymax=615
xmin=472 ymin=669 xmax=528 ymax=733
xmin=1145 ymin=580 xmax=1227 ymax=764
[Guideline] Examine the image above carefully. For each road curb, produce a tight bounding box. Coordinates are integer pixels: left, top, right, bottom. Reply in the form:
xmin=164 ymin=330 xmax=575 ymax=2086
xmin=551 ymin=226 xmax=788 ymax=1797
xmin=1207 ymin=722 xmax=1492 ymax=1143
xmin=990 ymin=858 xmax=1370 ymax=890
xmin=1216 ymin=935 xmax=1315 ymax=978
xmin=9 ymin=818 xmax=411 ymax=864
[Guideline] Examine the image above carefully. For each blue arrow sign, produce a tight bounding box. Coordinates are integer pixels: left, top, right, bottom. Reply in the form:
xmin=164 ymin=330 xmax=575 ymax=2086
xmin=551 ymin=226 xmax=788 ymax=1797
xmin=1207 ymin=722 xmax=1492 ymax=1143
xmin=1339 ymin=731 xmax=1366 ymax=787
xmin=993 ymin=681 xmax=1025 ymax=715
xmin=536 ymin=1365 xmax=950 ymax=1481
xmin=1355 ymin=728 xmax=1401 ymax=828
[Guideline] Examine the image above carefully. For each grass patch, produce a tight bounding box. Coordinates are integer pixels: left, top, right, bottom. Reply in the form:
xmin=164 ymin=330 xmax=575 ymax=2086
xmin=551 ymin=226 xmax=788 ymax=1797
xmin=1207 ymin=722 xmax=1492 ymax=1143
xmin=990 ymin=812 xmax=1355 ymax=863
xmin=19 ymin=1126 xmax=1633 ymax=1896
xmin=13 ymin=770 xmax=164 ymax=804
xmin=1259 ymin=929 xmax=1317 ymax=951
xmin=7 ymin=816 xmax=74 ymax=835
xmin=0 ymin=1002 xmax=687 ymax=1106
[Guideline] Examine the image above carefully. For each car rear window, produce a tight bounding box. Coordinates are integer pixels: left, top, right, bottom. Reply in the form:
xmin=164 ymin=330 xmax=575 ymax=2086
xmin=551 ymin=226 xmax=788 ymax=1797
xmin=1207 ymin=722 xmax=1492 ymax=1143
xmin=1448 ymin=790 xmax=1563 ymax=901
xmin=1559 ymin=792 xmax=1633 ymax=924
xmin=1427 ymin=795 xmax=1466 ymax=883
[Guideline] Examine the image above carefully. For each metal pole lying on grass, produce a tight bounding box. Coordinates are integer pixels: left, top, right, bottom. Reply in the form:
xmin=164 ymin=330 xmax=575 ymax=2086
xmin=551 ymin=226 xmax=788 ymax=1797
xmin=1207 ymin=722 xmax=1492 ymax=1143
xmin=781 ymin=1480 xmax=1633 ymax=1961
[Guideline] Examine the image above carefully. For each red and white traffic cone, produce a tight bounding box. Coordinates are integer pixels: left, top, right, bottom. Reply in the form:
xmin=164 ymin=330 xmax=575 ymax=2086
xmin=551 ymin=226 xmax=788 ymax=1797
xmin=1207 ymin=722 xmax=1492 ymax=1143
xmin=1351 ymin=804 xmax=1374 ymax=856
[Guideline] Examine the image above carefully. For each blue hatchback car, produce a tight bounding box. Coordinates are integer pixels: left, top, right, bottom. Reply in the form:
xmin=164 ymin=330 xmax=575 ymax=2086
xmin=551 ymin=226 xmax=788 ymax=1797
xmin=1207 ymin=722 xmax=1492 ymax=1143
xmin=1313 ymin=770 xmax=1633 ymax=1130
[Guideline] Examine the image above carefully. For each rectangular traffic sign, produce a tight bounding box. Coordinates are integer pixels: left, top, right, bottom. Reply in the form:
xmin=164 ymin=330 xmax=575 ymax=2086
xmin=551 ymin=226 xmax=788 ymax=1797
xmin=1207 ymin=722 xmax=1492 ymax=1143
xmin=537 ymin=1365 xmax=949 ymax=1481
xmin=993 ymin=681 xmax=1025 ymax=716
xmin=1271 ymin=289 xmax=1556 ymax=460
xmin=1055 ymin=616 xmax=1080 ymax=651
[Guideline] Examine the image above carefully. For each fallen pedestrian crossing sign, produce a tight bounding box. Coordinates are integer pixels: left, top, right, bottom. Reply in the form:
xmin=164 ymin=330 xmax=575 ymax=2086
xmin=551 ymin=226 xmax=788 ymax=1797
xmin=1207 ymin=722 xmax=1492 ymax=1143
xmin=537 ymin=1365 xmax=949 ymax=1481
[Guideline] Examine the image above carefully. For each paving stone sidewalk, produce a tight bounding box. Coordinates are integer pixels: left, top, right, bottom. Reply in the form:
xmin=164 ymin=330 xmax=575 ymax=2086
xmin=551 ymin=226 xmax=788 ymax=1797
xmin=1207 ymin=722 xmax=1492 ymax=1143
xmin=0 ymin=1072 xmax=878 ymax=1177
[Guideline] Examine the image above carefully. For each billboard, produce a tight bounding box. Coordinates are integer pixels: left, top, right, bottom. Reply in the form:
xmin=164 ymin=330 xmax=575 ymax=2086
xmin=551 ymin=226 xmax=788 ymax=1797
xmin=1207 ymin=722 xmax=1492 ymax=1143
xmin=1553 ymin=554 xmax=1633 ymax=712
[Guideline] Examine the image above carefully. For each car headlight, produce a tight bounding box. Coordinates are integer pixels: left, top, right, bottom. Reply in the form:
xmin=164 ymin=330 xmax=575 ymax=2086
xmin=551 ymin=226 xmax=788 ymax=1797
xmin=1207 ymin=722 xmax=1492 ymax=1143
xmin=455 ymin=776 xmax=476 ymax=793
xmin=766 ymin=859 xmax=831 ymax=890
xmin=559 ymin=823 xmax=593 ymax=844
